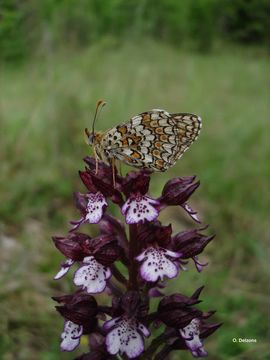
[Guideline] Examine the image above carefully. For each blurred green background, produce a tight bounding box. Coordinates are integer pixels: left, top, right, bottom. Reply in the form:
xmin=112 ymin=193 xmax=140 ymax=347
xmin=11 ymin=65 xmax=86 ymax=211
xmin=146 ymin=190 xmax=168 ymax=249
xmin=0 ymin=1 xmax=270 ymax=359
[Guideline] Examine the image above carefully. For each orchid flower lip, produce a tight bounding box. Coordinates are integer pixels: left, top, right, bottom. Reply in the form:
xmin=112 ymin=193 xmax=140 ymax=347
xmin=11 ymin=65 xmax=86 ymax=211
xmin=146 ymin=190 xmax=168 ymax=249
xmin=70 ymin=191 xmax=108 ymax=230
xmin=60 ymin=320 xmax=83 ymax=352
xmin=104 ymin=316 xmax=150 ymax=358
xmin=136 ymin=247 xmax=182 ymax=282
xmin=180 ymin=318 xmax=208 ymax=357
xmin=121 ymin=194 xmax=160 ymax=224
xmin=73 ymin=256 xmax=112 ymax=294
xmin=85 ymin=192 xmax=108 ymax=224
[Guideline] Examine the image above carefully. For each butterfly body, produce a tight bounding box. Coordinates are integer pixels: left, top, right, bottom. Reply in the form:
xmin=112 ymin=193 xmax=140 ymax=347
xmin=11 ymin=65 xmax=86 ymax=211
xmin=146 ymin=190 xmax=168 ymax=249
xmin=89 ymin=109 xmax=202 ymax=172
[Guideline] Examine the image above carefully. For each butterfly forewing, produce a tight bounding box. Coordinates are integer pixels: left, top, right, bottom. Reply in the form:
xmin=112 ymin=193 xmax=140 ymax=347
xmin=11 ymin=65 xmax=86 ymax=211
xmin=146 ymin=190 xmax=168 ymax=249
xmin=99 ymin=109 xmax=202 ymax=171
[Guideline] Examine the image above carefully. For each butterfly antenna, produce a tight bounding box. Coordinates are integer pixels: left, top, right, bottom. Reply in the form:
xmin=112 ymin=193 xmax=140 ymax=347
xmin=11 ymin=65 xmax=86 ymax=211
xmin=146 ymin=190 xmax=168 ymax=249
xmin=91 ymin=99 xmax=106 ymax=135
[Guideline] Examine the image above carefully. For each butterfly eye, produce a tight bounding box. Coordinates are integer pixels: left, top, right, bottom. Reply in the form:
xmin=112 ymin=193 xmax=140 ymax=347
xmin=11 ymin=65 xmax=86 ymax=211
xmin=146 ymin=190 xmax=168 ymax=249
xmin=88 ymin=133 xmax=95 ymax=144
xmin=88 ymin=134 xmax=95 ymax=144
xmin=85 ymin=128 xmax=94 ymax=145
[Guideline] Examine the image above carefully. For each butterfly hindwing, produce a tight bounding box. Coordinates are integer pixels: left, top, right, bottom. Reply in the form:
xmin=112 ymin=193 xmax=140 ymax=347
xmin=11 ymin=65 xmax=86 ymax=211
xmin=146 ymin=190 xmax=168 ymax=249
xmin=100 ymin=109 xmax=202 ymax=171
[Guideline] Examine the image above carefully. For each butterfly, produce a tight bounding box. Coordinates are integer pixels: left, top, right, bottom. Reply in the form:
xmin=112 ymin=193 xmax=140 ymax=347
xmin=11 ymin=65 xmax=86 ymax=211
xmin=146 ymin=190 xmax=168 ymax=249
xmin=85 ymin=100 xmax=202 ymax=178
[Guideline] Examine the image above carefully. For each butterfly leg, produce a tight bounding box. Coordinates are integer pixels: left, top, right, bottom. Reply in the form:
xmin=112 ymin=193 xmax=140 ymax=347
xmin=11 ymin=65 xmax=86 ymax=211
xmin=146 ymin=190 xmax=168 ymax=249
xmin=111 ymin=157 xmax=116 ymax=188
xmin=118 ymin=160 xmax=123 ymax=177
xmin=92 ymin=146 xmax=99 ymax=175
xmin=95 ymin=159 xmax=99 ymax=175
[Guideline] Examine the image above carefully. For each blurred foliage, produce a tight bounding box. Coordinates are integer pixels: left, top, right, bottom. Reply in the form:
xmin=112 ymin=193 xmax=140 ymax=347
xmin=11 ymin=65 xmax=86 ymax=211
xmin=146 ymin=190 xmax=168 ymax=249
xmin=0 ymin=0 xmax=270 ymax=61
xmin=221 ymin=0 xmax=270 ymax=44
xmin=0 ymin=40 xmax=270 ymax=359
xmin=0 ymin=1 xmax=269 ymax=359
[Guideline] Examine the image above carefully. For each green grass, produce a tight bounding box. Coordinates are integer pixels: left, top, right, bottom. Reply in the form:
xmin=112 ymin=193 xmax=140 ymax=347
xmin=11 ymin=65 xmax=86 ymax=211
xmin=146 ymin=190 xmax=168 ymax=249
xmin=0 ymin=40 xmax=269 ymax=359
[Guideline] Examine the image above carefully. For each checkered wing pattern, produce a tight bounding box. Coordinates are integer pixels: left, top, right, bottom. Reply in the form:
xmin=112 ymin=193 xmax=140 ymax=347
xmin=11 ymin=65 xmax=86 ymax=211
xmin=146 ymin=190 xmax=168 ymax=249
xmin=99 ymin=109 xmax=202 ymax=171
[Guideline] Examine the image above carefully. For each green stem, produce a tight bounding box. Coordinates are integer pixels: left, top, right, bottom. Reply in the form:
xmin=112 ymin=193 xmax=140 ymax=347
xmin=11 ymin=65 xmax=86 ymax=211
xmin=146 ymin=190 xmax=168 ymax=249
xmin=154 ymin=345 xmax=171 ymax=360
xmin=111 ymin=264 xmax=128 ymax=286
xmin=142 ymin=330 xmax=176 ymax=359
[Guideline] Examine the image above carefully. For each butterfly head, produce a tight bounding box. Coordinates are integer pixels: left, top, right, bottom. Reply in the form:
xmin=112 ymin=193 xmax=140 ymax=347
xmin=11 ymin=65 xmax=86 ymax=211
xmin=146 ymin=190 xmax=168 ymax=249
xmin=85 ymin=128 xmax=95 ymax=145
xmin=85 ymin=100 xmax=106 ymax=145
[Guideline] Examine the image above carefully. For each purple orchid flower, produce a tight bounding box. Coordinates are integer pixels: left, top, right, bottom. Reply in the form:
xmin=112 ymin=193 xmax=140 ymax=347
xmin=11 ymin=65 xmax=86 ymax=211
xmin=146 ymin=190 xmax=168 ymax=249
xmin=171 ymin=227 xmax=215 ymax=272
xmin=135 ymin=247 xmax=181 ymax=282
xmin=52 ymin=157 xmax=220 ymax=359
xmin=103 ymin=291 xmax=150 ymax=358
xmin=60 ymin=320 xmax=83 ymax=351
xmin=121 ymin=171 xmax=160 ymax=224
xmin=104 ymin=316 xmax=150 ymax=358
xmin=53 ymin=291 xmax=98 ymax=351
xmin=155 ymin=287 xmax=222 ymax=358
xmin=73 ymin=256 xmax=112 ymax=294
xmin=179 ymin=318 xmax=208 ymax=357
xmin=159 ymin=176 xmax=201 ymax=223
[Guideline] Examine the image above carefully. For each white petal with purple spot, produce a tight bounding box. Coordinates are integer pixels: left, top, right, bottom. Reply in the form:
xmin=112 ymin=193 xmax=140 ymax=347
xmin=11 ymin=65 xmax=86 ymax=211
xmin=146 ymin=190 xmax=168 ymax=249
xmin=60 ymin=320 xmax=83 ymax=351
xmin=122 ymin=195 xmax=159 ymax=224
xmin=136 ymin=247 xmax=181 ymax=282
xmin=180 ymin=318 xmax=207 ymax=357
xmin=182 ymin=203 xmax=201 ymax=223
xmin=54 ymin=258 xmax=74 ymax=280
xmin=105 ymin=318 xmax=149 ymax=359
xmin=86 ymin=192 xmax=107 ymax=224
xmin=73 ymin=256 xmax=111 ymax=294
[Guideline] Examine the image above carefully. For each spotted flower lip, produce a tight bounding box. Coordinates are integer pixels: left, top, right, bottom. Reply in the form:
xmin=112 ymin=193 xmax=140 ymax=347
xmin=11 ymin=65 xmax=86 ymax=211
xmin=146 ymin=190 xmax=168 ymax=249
xmin=120 ymin=170 xmax=160 ymax=224
xmin=122 ymin=194 xmax=160 ymax=224
xmin=180 ymin=318 xmax=208 ymax=358
xmin=73 ymin=256 xmax=112 ymax=294
xmin=104 ymin=316 xmax=150 ymax=358
xmin=60 ymin=320 xmax=83 ymax=352
xmin=71 ymin=192 xmax=108 ymax=229
xmin=85 ymin=192 xmax=108 ymax=223
xmin=135 ymin=247 xmax=182 ymax=282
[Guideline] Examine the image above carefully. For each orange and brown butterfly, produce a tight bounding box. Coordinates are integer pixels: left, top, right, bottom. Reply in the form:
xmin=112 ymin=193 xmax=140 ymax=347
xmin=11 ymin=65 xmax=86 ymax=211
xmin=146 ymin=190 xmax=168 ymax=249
xmin=85 ymin=100 xmax=202 ymax=176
